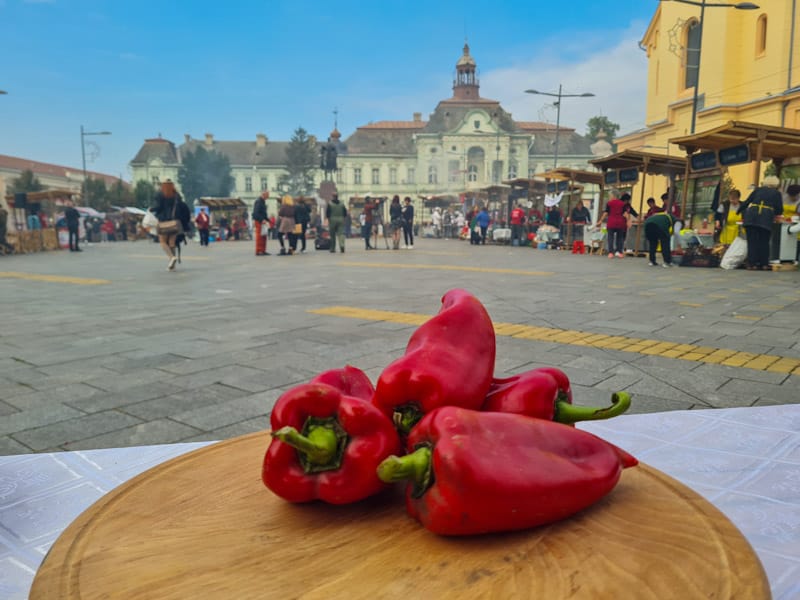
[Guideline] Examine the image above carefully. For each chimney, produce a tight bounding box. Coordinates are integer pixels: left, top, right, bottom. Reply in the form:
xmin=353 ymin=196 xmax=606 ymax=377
xmin=204 ymin=133 xmax=214 ymax=146
xmin=184 ymin=134 xmax=191 ymax=144
xmin=256 ymin=133 xmax=267 ymax=147
xmin=413 ymin=112 xmax=422 ymax=122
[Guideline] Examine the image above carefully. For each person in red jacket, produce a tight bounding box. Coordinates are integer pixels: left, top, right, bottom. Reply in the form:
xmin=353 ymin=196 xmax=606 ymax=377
xmin=195 ymin=208 xmax=210 ymax=247
xmin=510 ymin=203 xmax=526 ymax=246
xmin=597 ymin=192 xmax=637 ymax=258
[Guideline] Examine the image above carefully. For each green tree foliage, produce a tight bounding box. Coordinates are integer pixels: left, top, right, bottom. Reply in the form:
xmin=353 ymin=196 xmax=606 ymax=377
xmin=763 ymin=162 xmax=777 ymax=178
xmin=280 ymin=127 xmax=319 ymax=196
xmin=586 ymin=116 xmax=621 ymax=143
xmin=84 ymin=178 xmax=109 ymax=211
xmin=133 ymin=180 xmax=157 ymax=210
xmin=108 ymin=179 xmax=134 ymax=208
xmin=178 ymin=146 xmax=234 ymax=208
xmin=10 ymin=169 xmax=44 ymax=193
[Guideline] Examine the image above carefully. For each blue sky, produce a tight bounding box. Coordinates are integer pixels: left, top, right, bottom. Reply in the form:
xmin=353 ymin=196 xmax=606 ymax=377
xmin=0 ymin=0 xmax=657 ymax=180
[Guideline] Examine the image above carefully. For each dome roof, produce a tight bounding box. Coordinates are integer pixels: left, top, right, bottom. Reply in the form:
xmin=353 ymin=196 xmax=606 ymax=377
xmin=456 ymin=43 xmax=476 ymax=68
xmin=330 ymin=127 xmax=341 ymax=139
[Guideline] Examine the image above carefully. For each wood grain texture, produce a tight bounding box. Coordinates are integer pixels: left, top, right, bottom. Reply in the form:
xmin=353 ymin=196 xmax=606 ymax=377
xmin=31 ymin=431 xmax=770 ymax=599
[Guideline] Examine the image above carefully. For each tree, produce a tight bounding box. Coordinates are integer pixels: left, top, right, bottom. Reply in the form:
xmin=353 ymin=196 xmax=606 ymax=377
xmin=586 ymin=116 xmax=621 ymax=144
xmin=10 ymin=169 xmax=44 ymax=193
xmin=133 ymin=180 xmax=156 ymax=210
xmin=279 ymin=127 xmax=319 ymax=196
xmin=178 ymin=146 xmax=234 ymax=208
xmin=84 ymin=177 xmax=109 ymax=211
xmin=109 ymin=179 xmax=134 ymax=208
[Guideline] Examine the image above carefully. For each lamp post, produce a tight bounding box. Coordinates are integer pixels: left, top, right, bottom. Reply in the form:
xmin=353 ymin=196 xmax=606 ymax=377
xmin=668 ymin=0 xmax=759 ymax=134
xmin=525 ymin=85 xmax=594 ymax=170
xmin=80 ymin=125 xmax=111 ymax=204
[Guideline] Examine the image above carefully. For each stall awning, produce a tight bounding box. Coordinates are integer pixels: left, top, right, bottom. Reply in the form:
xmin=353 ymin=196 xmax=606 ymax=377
xmin=4 ymin=188 xmax=78 ymax=203
xmin=670 ymin=121 xmax=800 ymax=160
xmin=502 ymin=178 xmax=548 ymax=194
xmin=590 ymin=150 xmax=687 ymax=177
xmin=539 ymin=168 xmax=603 ymax=186
xmin=197 ymin=197 xmax=247 ymax=210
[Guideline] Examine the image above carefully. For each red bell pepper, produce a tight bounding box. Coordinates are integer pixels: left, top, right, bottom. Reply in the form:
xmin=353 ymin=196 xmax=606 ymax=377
xmin=484 ymin=368 xmax=631 ymax=424
xmin=263 ymin=382 xmax=400 ymax=504
xmin=309 ymin=365 xmax=374 ymax=402
xmin=377 ymin=407 xmax=637 ymax=535
xmin=373 ymin=289 xmax=496 ymax=434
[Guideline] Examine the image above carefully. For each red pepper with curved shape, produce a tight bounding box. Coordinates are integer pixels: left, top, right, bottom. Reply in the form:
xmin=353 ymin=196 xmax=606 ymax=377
xmin=309 ymin=365 xmax=374 ymax=401
xmin=263 ymin=382 xmax=400 ymax=504
xmin=484 ymin=367 xmax=631 ymax=425
xmin=377 ymin=407 xmax=637 ymax=536
xmin=372 ymin=289 xmax=496 ymax=434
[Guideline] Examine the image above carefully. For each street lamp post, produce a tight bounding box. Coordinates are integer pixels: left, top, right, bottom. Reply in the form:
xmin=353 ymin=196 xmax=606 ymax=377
xmin=668 ymin=0 xmax=759 ymax=134
xmin=525 ymin=85 xmax=594 ymax=169
xmin=80 ymin=125 xmax=111 ymax=204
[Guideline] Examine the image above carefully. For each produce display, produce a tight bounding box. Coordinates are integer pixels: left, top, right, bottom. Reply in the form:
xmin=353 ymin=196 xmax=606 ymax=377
xmin=262 ymin=288 xmax=636 ymax=535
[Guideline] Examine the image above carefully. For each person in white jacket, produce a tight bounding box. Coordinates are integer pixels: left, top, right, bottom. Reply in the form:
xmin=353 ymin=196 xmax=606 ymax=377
xmin=432 ymin=207 xmax=442 ymax=238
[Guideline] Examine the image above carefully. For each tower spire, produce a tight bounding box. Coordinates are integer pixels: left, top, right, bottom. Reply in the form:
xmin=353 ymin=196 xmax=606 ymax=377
xmin=453 ymin=42 xmax=479 ymax=100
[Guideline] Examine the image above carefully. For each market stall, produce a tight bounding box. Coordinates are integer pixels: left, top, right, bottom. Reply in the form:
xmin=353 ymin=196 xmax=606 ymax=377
xmin=539 ymin=168 xmax=602 ymax=248
xmin=2 ymin=188 xmax=79 ymax=253
xmin=590 ymin=150 xmax=688 ymax=255
xmin=197 ymin=197 xmax=249 ymax=241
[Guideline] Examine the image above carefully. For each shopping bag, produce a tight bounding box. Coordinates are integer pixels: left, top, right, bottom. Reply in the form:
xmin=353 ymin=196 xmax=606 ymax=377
xmin=142 ymin=211 xmax=158 ymax=231
xmin=720 ymin=236 xmax=747 ymax=270
xmin=260 ymin=222 xmax=269 ymax=236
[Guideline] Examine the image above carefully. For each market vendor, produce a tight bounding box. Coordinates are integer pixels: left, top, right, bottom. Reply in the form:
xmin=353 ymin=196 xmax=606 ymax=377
xmin=716 ymin=189 xmax=742 ymax=246
xmin=643 ymin=210 xmax=676 ymax=267
xmin=740 ymin=175 xmax=783 ymax=270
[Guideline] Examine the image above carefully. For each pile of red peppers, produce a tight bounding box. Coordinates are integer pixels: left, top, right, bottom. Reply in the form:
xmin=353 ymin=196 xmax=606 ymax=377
xmin=262 ymin=289 xmax=637 ymax=536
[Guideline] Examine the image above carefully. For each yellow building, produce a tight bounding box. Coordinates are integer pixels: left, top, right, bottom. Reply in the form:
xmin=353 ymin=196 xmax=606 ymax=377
xmin=617 ymin=0 xmax=800 ymax=220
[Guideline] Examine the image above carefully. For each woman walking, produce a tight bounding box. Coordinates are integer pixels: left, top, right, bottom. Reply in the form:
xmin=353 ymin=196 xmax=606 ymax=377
xmin=402 ymin=196 xmax=415 ymax=249
xmin=278 ymin=195 xmax=297 ymax=255
xmin=151 ymin=179 xmax=191 ymax=271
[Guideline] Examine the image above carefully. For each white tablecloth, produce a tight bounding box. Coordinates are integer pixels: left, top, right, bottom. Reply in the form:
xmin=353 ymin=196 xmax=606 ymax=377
xmin=1 ymin=405 xmax=798 ymax=599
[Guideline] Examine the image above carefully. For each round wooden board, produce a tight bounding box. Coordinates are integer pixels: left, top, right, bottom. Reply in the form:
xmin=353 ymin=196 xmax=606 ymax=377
xmin=31 ymin=431 xmax=770 ymax=599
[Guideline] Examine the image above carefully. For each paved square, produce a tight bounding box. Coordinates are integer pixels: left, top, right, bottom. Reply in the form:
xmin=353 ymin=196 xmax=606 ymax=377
xmin=2 ymin=237 xmax=799 ymax=454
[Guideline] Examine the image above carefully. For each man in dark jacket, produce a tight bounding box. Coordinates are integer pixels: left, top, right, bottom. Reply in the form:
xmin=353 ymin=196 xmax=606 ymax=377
xmin=741 ymin=175 xmax=783 ymax=270
xmin=644 ymin=211 xmax=676 ymax=267
xmin=294 ymin=198 xmax=311 ymax=253
xmin=65 ymin=200 xmax=82 ymax=252
xmin=252 ymin=191 xmax=269 ymax=256
xmin=325 ymin=193 xmax=347 ymax=253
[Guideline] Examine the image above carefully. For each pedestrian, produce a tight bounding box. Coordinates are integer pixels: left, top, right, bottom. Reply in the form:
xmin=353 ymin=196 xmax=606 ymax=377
xmin=597 ymin=191 xmax=636 ymax=258
xmin=716 ymin=189 xmax=742 ymax=246
xmin=195 ymin=207 xmax=210 ymax=247
xmin=569 ymin=200 xmax=591 ymax=241
xmin=644 ymin=197 xmax=664 ymax=219
xmin=65 ymin=200 xmax=82 ymax=252
xmin=294 ymin=197 xmax=310 ymax=253
xmin=783 ymin=184 xmax=800 ymax=263
xmin=443 ymin=208 xmax=453 ymax=239
xmin=476 ymin=205 xmax=490 ymax=245
xmin=644 ymin=210 xmax=676 ymax=267
xmin=151 ymin=179 xmax=192 ymax=271
xmin=252 ymin=190 xmax=269 ymax=256
xmin=402 ymin=196 xmax=415 ymax=249
xmin=325 ymin=192 xmax=347 ymax=253
xmin=510 ymin=203 xmax=526 ymax=246
xmin=389 ymin=195 xmax=403 ymax=250
xmin=278 ymin=195 xmax=297 ymax=255
xmin=432 ymin=207 xmax=442 ymax=238
xmin=741 ymin=175 xmax=783 ymax=270
xmin=362 ymin=196 xmax=375 ymax=250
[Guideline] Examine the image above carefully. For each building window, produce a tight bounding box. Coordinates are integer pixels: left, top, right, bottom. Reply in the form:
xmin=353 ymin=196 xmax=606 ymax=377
xmin=389 ymin=168 xmax=397 ymax=184
xmin=684 ymin=19 xmax=701 ymax=89
xmin=528 ymin=167 xmax=536 ymax=178
xmin=492 ymin=160 xmax=503 ymax=183
xmin=428 ymin=166 xmax=438 ymax=184
xmin=260 ymin=177 xmax=268 ymax=191
xmin=407 ymin=167 xmax=416 ymax=184
xmin=151 ymin=176 xmax=160 ymax=186
xmin=336 ymin=169 xmax=343 ymax=184
xmin=467 ymin=164 xmax=478 ymax=182
xmin=245 ymin=177 xmax=252 ymax=192
xmin=507 ymin=161 xmax=518 ymax=179
xmin=448 ymin=160 xmax=461 ymax=183
xmin=474 ymin=120 xmax=480 ymax=129
xmin=372 ymin=168 xmax=380 ymax=185
xmin=354 ymin=168 xmax=362 ymax=184
xmin=756 ymin=14 xmax=767 ymax=56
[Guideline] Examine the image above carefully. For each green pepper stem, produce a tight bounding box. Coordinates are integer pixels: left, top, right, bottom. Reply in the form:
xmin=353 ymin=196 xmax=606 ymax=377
xmin=376 ymin=446 xmax=432 ymax=494
xmin=554 ymin=391 xmax=632 ymax=425
xmin=272 ymin=425 xmax=338 ymax=466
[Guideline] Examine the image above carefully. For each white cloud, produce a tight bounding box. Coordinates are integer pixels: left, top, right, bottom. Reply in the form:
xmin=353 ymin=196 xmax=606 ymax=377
xmin=481 ymin=23 xmax=649 ymax=138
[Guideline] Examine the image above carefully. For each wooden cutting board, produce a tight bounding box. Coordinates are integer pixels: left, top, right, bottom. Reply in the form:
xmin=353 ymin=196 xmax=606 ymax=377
xmin=31 ymin=431 xmax=770 ymax=599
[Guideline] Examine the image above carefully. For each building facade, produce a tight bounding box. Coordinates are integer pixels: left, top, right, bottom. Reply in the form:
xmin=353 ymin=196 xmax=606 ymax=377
xmin=617 ymin=0 xmax=800 ymax=200
xmin=129 ymin=45 xmax=596 ymax=219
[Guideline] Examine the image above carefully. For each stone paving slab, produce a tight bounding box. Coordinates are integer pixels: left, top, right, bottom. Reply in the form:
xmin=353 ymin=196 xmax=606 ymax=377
xmin=1 ymin=239 xmax=799 ymax=454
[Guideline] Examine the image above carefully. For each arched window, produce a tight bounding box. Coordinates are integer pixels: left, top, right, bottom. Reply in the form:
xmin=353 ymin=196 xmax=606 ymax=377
xmin=756 ymin=14 xmax=767 ymax=56
xmin=684 ymin=19 xmax=701 ymax=89
xmin=428 ymin=165 xmax=438 ymax=184
xmin=467 ymin=165 xmax=478 ymax=182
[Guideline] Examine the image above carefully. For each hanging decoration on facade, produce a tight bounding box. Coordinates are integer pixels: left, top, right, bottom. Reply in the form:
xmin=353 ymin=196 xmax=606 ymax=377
xmin=667 ymin=18 xmax=688 ymax=62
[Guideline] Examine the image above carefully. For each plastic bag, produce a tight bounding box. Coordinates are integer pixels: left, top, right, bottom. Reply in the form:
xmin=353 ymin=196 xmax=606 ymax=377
xmin=142 ymin=210 xmax=158 ymax=231
xmin=720 ymin=237 xmax=747 ymax=270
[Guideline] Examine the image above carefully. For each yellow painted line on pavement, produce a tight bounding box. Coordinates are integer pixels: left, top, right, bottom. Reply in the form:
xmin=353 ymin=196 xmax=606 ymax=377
xmin=309 ymin=305 xmax=800 ymax=374
xmin=0 ymin=271 xmax=110 ymax=285
xmin=336 ymin=261 xmax=554 ymax=277
xmin=129 ymin=254 xmax=211 ymax=261
xmin=734 ymin=315 xmax=762 ymax=321
xmin=679 ymin=302 xmax=704 ymax=308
